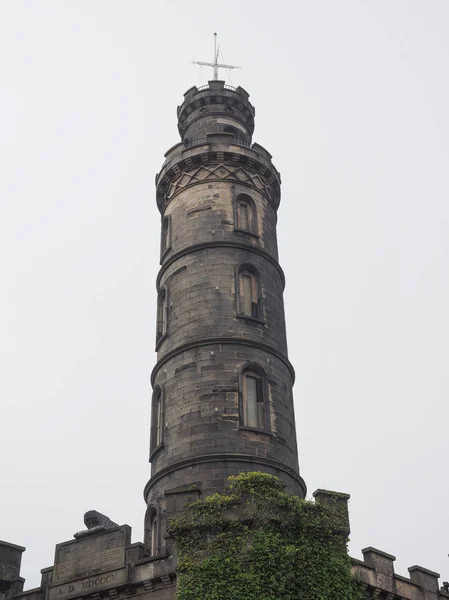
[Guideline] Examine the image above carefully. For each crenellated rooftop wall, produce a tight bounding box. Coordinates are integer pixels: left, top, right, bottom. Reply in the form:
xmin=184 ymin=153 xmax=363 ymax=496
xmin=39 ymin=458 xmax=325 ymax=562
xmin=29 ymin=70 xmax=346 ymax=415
xmin=3 ymin=494 xmax=447 ymax=600
xmin=351 ymin=544 xmax=449 ymax=599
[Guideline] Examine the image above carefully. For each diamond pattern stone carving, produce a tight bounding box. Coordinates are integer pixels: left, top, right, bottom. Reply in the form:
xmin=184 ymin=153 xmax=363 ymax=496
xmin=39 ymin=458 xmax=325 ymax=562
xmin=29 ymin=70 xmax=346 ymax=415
xmin=167 ymin=164 xmax=269 ymax=199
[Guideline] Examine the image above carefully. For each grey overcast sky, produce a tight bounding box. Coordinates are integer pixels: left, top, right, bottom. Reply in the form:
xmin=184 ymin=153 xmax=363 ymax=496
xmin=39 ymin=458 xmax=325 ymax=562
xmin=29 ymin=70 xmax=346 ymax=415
xmin=1 ymin=0 xmax=448 ymax=589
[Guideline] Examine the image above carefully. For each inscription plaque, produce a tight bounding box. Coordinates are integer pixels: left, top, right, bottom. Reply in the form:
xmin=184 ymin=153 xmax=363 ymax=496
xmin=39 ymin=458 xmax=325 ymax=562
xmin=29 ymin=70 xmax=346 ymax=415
xmin=53 ymin=527 xmax=130 ymax=584
xmin=48 ymin=567 xmax=127 ymax=600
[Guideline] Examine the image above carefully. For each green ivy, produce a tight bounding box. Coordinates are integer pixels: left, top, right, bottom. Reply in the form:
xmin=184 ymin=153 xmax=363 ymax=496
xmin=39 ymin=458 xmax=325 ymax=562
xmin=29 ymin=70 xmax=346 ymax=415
xmin=169 ymin=472 xmax=364 ymax=600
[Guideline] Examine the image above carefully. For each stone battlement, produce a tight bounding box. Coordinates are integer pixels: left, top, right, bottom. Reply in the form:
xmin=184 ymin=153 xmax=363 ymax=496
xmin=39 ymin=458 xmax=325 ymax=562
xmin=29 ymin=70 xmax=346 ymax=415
xmin=2 ymin=497 xmax=447 ymax=600
xmin=351 ymin=547 xmax=448 ymax=599
xmin=175 ymin=80 xmax=256 ymax=157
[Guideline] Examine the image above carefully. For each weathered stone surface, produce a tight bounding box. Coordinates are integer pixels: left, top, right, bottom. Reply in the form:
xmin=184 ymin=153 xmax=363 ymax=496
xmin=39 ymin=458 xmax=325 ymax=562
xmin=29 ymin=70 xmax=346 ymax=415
xmin=52 ymin=527 xmax=129 ymax=584
xmin=0 ymin=541 xmax=25 ymax=600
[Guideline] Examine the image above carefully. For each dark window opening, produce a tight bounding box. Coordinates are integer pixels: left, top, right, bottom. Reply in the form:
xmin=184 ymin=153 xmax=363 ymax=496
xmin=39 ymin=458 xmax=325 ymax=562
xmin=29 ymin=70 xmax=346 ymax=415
xmin=160 ymin=215 xmax=171 ymax=259
xmin=156 ymin=288 xmax=168 ymax=344
xmin=150 ymin=514 xmax=158 ymax=556
xmin=240 ymin=367 xmax=268 ymax=431
xmin=235 ymin=195 xmax=257 ymax=234
xmin=150 ymin=386 xmax=164 ymax=459
xmin=145 ymin=507 xmax=159 ymax=556
xmin=237 ymin=267 xmax=262 ymax=320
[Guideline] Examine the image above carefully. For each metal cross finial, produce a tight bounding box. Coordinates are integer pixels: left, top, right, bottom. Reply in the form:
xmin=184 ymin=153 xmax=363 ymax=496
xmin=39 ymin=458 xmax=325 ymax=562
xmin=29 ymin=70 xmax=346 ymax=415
xmin=193 ymin=33 xmax=241 ymax=81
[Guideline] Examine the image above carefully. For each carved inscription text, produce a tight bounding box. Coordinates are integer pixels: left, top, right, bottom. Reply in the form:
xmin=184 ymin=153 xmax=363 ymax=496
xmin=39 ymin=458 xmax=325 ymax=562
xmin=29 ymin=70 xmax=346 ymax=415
xmin=48 ymin=568 xmax=127 ymax=600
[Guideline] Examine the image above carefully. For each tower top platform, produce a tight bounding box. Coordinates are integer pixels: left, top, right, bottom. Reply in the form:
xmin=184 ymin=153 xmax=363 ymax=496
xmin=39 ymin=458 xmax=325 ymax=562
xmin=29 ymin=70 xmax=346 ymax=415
xmin=177 ymin=80 xmax=255 ymax=146
xmin=178 ymin=80 xmax=253 ymax=108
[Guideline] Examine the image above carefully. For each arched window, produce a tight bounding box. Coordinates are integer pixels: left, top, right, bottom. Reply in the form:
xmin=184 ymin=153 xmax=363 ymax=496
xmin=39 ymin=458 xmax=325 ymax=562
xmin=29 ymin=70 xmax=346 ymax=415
xmin=145 ymin=506 xmax=159 ymax=556
xmin=234 ymin=195 xmax=257 ymax=235
xmin=240 ymin=365 xmax=269 ymax=431
xmin=150 ymin=386 xmax=164 ymax=459
xmin=160 ymin=215 xmax=171 ymax=260
xmin=156 ymin=287 xmax=168 ymax=346
xmin=236 ymin=265 xmax=262 ymax=320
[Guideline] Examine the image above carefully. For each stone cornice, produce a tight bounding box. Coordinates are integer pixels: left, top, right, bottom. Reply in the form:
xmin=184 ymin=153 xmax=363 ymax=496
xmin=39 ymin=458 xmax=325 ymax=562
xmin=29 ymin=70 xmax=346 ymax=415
xmin=144 ymin=454 xmax=306 ymax=501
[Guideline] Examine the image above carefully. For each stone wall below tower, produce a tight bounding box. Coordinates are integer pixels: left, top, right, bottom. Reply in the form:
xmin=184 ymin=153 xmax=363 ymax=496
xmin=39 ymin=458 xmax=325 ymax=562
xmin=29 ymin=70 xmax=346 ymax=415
xmin=5 ymin=498 xmax=448 ymax=600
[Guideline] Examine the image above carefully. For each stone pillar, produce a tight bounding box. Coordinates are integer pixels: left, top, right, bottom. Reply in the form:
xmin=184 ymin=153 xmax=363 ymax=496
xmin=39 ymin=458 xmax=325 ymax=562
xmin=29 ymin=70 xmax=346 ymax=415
xmin=408 ymin=565 xmax=440 ymax=598
xmin=361 ymin=547 xmax=396 ymax=577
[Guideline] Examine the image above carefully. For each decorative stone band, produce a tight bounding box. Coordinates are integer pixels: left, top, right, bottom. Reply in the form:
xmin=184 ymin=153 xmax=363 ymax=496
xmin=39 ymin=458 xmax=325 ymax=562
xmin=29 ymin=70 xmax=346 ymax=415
xmin=144 ymin=453 xmax=307 ymax=501
xmin=162 ymin=162 xmax=274 ymax=208
xmin=156 ymin=241 xmax=285 ymax=290
xmin=150 ymin=337 xmax=296 ymax=386
xmin=156 ymin=145 xmax=281 ymax=214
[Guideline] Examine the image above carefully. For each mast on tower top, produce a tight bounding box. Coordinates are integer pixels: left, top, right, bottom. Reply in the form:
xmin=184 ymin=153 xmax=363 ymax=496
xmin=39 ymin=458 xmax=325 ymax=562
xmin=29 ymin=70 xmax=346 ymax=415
xmin=193 ymin=33 xmax=241 ymax=81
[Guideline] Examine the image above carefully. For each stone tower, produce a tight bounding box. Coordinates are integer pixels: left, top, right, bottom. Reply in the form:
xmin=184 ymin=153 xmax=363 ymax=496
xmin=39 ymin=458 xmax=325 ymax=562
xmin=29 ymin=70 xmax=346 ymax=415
xmin=144 ymin=80 xmax=306 ymax=562
xmin=2 ymin=80 xmax=447 ymax=600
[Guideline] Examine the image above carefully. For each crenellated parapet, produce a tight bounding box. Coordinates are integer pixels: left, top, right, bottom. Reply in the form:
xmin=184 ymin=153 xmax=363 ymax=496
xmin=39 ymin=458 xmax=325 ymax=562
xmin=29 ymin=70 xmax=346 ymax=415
xmin=352 ymin=546 xmax=449 ymax=599
xmin=1 ymin=524 xmax=176 ymax=600
xmin=176 ymin=81 xmax=255 ymax=147
xmin=4 ymin=494 xmax=447 ymax=600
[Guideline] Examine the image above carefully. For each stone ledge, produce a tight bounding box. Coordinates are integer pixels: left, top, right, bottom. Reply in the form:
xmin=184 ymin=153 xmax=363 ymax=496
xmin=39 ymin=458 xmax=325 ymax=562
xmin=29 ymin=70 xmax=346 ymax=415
xmin=133 ymin=553 xmax=169 ymax=566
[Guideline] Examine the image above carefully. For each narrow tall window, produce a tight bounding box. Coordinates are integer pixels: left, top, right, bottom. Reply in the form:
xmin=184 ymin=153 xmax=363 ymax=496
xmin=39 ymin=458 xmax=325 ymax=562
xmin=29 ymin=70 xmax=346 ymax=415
xmin=235 ymin=195 xmax=256 ymax=234
xmin=155 ymin=391 xmax=162 ymax=447
xmin=150 ymin=386 xmax=164 ymax=458
xmin=150 ymin=513 xmax=158 ymax=556
xmin=241 ymin=369 xmax=266 ymax=430
xmin=156 ymin=288 xmax=168 ymax=344
xmin=237 ymin=267 xmax=261 ymax=319
xmin=145 ymin=507 xmax=158 ymax=556
xmin=239 ymin=202 xmax=250 ymax=230
xmin=160 ymin=215 xmax=171 ymax=259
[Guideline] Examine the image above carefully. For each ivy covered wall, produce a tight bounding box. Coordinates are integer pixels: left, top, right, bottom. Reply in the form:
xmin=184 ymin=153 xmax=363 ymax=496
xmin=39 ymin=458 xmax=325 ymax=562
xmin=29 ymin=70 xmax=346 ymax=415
xmin=169 ymin=472 xmax=364 ymax=600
